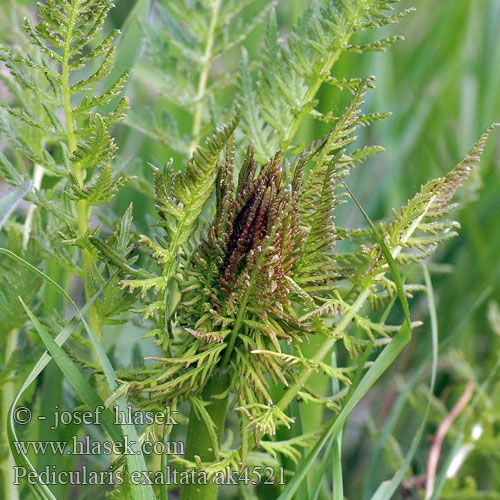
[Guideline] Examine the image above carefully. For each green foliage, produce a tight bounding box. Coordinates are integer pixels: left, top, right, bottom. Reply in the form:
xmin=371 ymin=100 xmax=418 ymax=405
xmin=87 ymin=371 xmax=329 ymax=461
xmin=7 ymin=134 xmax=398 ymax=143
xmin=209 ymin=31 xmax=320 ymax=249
xmin=239 ymin=0 xmax=414 ymax=161
xmin=0 ymin=0 xmax=129 ymax=257
xmin=119 ymin=91 xmax=494 ymax=493
xmin=0 ymin=0 xmax=499 ymax=499
xmin=121 ymin=112 xmax=240 ymax=298
xmin=0 ymin=0 xmax=139 ymax=328
xmin=128 ymin=0 xmax=274 ymax=156
xmin=0 ymin=1 xmax=152 ymax=496
xmin=92 ymin=1 xmax=497 ymax=496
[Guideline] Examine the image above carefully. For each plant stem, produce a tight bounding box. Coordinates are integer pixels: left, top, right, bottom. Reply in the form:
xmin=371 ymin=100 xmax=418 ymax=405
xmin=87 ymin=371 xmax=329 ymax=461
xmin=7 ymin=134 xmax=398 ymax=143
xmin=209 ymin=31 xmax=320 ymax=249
xmin=61 ymin=2 xmax=103 ymax=393
xmin=160 ymin=401 xmax=177 ymax=500
xmin=277 ymin=286 xmax=370 ymax=411
xmin=187 ymin=0 xmax=221 ymax=157
xmin=234 ymin=197 xmax=434 ymax=458
xmin=283 ymin=28 xmax=357 ymax=145
xmin=284 ymin=45 xmax=344 ymax=144
xmin=62 ymin=1 xmax=102 ymax=342
xmin=1 ymin=329 xmax=20 ymax=500
xmin=180 ymin=371 xmax=230 ymax=500
xmin=220 ymin=287 xmax=250 ymax=368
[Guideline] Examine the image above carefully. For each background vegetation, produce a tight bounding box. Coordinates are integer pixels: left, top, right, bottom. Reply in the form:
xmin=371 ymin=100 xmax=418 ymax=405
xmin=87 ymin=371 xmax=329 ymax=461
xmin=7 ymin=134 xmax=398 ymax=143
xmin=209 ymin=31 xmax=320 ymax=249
xmin=1 ymin=0 xmax=499 ymax=499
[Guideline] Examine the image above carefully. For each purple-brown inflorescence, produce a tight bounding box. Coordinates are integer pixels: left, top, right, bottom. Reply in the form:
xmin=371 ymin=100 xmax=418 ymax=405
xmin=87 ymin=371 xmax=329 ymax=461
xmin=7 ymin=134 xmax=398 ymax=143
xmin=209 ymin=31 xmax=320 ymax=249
xmin=188 ymin=140 xmax=304 ymax=323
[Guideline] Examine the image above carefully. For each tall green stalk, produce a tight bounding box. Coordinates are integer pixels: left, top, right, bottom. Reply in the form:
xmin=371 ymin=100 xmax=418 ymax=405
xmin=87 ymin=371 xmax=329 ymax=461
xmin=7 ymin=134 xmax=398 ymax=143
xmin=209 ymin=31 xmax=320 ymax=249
xmin=180 ymin=371 xmax=230 ymax=500
xmin=179 ymin=3 xmax=230 ymax=497
xmin=187 ymin=0 xmax=222 ymax=157
xmin=59 ymin=4 xmax=109 ymax=404
xmin=61 ymin=3 xmax=103 ymax=356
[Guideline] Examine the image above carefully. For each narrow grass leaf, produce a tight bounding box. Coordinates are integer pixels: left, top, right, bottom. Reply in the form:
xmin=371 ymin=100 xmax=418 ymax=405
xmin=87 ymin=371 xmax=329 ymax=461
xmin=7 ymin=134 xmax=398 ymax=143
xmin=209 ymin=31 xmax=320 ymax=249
xmin=277 ymin=184 xmax=415 ymax=500
xmin=2 ymin=249 xmax=155 ymax=499
xmin=19 ymin=300 xmax=155 ymax=500
xmin=19 ymin=299 xmax=122 ymax=441
xmin=369 ymin=264 xmax=439 ymax=500
xmin=331 ymin=354 xmax=343 ymax=500
xmin=5 ymin=275 xmax=112 ymax=499
xmin=362 ymin=363 xmax=425 ymax=499
xmin=310 ymin=434 xmax=335 ymax=500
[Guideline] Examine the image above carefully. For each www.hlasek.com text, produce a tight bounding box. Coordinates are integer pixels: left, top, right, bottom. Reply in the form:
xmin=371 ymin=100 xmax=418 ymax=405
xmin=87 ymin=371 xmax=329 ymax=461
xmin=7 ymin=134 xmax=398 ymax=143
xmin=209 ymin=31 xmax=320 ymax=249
xmin=13 ymin=435 xmax=184 ymax=457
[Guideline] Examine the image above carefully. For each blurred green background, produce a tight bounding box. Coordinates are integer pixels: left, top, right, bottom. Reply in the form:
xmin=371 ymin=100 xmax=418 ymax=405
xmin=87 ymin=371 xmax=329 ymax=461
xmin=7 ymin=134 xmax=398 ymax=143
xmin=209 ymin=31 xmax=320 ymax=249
xmin=1 ymin=0 xmax=499 ymax=498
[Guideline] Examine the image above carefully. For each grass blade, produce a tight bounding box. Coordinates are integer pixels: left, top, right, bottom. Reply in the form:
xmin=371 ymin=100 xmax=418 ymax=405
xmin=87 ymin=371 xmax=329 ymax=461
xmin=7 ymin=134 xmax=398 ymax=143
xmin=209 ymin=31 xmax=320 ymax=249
xmin=364 ymin=284 xmax=492 ymax=498
xmin=18 ymin=301 xmax=155 ymax=500
xmin=277 ymin=184 xmax=415 ymax=500
xmin=277 ymin=329 xmax=410 ymax=500
xmin=310 ymin=434 xmax=335 ymax=500
xmin=4 ymin=271 xmax=113 ymax=499
xmin=362 ymin=363 xmax=425 ymax=499
xmin=1 ymin=249 xmax=155 ymax=499
xmin=18 ymin=298 xmax=122 ymax=442
xmin=331 ymin=353 xmax=343 ymax=500
xmin=369 ymin=264 xmax=439 ymax=500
